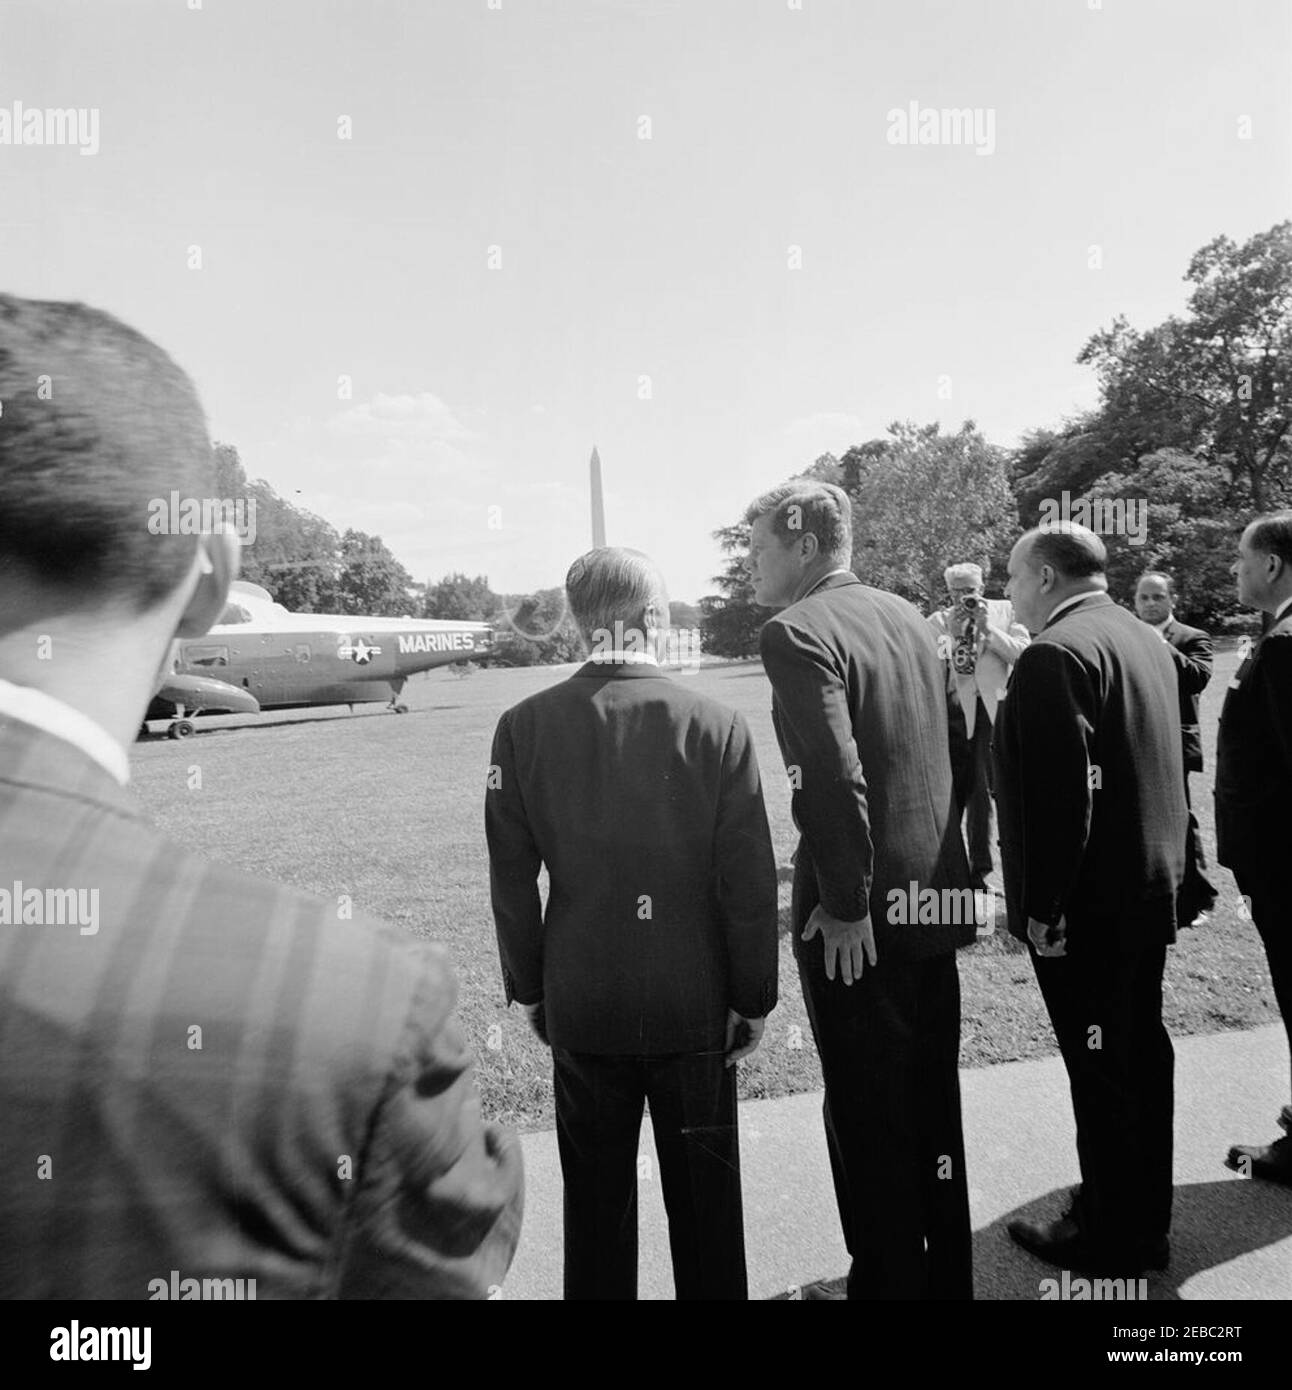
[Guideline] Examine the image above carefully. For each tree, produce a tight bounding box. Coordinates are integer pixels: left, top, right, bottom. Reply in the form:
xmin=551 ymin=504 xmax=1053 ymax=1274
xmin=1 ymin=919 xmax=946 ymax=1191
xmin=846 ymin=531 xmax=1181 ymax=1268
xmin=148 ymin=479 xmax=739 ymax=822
xmin=491 ymin=587 xmax=584 ymax=666
xmin=424 ymin=572 xmax=498 ymax=622
xmin=1067 ymin=449 xmax=1243 ymax=629
xmin=1077 ymin=220 xmax=1292 ymax=509
xmin=212 ymin=443 xmax=342 ymax=611
xmin=699 ymin=522 xmax=770 ymax=658
xmin=335 ymin=529 xmax=415 ymax=616
xmin=668 ymin=600 xmax=701 ymax=629
xmin=851 ymin=420 xmax=1016 ymax=610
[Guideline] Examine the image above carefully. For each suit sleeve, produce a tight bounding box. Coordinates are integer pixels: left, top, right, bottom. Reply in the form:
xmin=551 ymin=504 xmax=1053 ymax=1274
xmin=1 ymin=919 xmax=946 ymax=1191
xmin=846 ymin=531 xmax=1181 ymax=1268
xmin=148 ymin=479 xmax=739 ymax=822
xmin=1168 ymin=629 xmax=1214 ymax=697
xmin=760 ymin=617 xmax=873 ymax=921
xmin=1005 ymin=643 xmax=1097 ymax=925
xmin=338 ymin=950 xmax=524 ymax=1299
xmin=713 ymin=712 xmax=779 ymax=1020
xmin=484 ymin=711 xmax=544 ymax=1006
xmin=1256 ymin=631 xmax=1292 ymax=781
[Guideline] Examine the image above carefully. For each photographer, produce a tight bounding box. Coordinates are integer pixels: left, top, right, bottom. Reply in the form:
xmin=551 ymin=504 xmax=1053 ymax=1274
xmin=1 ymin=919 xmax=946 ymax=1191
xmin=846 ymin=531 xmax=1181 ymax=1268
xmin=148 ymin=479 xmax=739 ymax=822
xmin=927 ymin=563 xmax=1030 ymax=891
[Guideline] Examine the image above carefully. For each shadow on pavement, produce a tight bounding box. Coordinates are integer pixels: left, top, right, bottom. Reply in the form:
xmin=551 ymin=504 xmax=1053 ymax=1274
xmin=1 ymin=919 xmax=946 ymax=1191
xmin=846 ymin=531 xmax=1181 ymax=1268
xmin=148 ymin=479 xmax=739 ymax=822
xmin=976 ymin=1179 xmax=1292 ymax=1301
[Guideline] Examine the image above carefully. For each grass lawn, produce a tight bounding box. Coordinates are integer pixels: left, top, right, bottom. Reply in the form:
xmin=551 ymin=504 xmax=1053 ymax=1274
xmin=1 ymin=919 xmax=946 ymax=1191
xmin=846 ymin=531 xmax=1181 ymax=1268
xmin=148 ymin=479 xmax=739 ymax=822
xmin=130 ymin=646 xmax=1282 ymax=1132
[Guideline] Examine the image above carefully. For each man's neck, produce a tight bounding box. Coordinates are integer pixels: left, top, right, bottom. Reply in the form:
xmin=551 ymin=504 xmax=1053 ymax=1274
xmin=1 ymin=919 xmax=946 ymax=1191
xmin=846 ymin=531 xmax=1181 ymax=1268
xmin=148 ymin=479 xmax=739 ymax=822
xmin=790 ymin=562 xmax=849 ymax=606
xmin=1267 ymin=589 xmax=1292 ymax=620
xmin=0 ymin=626 xmax=168 ymax=764
xmin=1044 ymin=584 xmax=1105 ymax=624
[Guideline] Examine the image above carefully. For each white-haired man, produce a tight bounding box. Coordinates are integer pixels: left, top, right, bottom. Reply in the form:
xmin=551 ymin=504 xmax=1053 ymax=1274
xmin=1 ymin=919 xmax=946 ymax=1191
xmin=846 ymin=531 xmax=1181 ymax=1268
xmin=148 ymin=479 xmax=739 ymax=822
xmin=486 ymin=547 xmax=779 ymax=1299
xmin=927 ymin=563 xmax=1029 ymax=890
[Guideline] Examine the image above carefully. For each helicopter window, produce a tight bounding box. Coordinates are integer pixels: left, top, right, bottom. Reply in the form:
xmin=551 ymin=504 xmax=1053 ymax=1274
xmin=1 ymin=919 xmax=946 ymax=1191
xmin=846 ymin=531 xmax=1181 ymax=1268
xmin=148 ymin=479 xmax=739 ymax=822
xmin=183 ymin=645 xmax=229 ymax=668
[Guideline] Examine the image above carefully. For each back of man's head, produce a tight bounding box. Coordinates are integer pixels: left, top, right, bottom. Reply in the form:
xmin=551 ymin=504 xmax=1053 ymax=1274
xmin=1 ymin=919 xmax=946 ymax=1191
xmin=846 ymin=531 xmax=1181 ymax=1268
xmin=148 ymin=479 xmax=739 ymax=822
xmin=565 ymin=547 xmax=668 ymax=649
xmin=0 ymin=294 xmax=214 ymax=613
xmin=1248 ymin=511 xmax=1292 ymax=569
xmin=1024 ymin=521 xmax=1108 ymax=582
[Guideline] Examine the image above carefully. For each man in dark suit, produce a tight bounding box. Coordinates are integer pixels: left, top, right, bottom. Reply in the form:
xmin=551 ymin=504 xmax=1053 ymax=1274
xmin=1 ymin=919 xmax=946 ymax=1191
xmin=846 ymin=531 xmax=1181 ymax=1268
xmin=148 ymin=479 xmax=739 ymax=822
xmin=0 ymin=294 xmax=522 ymax=1298
xmin=994 ymin=523 xmax=1187 ymax=1274
xmin=1216 ymin=512 xmax=1292 ymax=1187
xmin=486 ymin=547 xmax=778 ymax=1300
xmin=744 ymin=481 xmax=975 ymax=1301
xmin=1133 ymin=571 xmax=1218 ymax=926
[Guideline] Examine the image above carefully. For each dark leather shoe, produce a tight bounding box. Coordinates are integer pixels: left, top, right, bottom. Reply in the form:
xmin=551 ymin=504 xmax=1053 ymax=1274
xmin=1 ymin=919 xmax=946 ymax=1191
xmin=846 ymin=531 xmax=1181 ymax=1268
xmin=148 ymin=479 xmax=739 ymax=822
xmin=1008 ymin=1214 xmax=1164 ymax=1275
xmin=1226 ymin=1134 xmax=1292 ymax=1187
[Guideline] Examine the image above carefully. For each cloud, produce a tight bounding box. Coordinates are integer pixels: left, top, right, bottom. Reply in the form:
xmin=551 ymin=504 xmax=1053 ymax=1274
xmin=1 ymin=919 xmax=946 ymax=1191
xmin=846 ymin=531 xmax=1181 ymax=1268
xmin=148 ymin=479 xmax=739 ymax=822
xmin=327 ymin=392 xmax=476 ymax=443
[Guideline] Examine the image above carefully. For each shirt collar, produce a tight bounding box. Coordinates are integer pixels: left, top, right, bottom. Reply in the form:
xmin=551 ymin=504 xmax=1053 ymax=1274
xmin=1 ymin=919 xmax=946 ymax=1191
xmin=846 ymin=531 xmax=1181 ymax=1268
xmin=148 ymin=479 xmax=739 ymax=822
xmin=1044 ymin=590 xmax=1103 ymax=626
xmin=0 ymin=679 xmax=130 ymax=786
xmin=796 ymin=567 xmax=853 ymax=604
xmin=588 ymin=650 xmax=659 ymax=666
xmin=1274 ymin=595 xmax=1292 ymax=623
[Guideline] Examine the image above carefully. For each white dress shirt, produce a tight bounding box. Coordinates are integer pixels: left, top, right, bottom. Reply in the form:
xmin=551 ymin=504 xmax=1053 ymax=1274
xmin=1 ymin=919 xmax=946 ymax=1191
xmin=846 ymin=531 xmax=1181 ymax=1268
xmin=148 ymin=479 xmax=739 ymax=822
xmin=588 ymin=650 xmax=659 ymax=665
xmin=0 ymin=679 xmax=130 ymax=785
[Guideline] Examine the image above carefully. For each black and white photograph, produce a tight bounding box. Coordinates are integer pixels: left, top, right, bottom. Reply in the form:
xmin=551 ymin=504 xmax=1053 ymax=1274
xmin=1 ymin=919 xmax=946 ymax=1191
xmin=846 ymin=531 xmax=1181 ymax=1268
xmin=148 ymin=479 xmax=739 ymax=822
xmin=1 ymin=0 xmax=1289 ymax=1362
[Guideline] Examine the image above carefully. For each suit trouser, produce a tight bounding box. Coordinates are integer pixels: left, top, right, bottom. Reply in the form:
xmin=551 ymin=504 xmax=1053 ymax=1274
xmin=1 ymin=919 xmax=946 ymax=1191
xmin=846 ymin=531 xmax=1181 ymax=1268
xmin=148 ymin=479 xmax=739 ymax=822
xmin=1235 ymin=872 xmax=1292 ymax=1096
xmin=950 ymin=697 xmax=994 ymax=886
xmin=1181 ymin=775 xmax=1218 ymax=917
xmin=792 ymin=929 xmax=973 ymax=1299
xmin=552 ymin=1047 xmax=746 ymax=1300
xmin=1031 ymin=932 xmax=1174 ymax=1248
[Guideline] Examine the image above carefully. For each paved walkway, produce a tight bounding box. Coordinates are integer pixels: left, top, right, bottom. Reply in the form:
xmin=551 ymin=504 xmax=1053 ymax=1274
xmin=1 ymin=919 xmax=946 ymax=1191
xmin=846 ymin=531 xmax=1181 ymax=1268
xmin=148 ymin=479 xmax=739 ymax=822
xmin=500 ymin=1024 xmax=1292 ymax=1300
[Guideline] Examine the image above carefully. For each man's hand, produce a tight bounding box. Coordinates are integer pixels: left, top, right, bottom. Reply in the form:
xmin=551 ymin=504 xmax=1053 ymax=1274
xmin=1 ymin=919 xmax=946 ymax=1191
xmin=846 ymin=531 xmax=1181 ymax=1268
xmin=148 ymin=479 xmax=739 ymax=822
xmin=724 ymin=1010 xmax=765 ymax=1067
xmin=519 ymin=1000 xmax=549 ymax=1045
xmin=802 ymin=905 xmax=877 ymax=985
xmin=1027 ymin=915 xmax=1067 ymax=958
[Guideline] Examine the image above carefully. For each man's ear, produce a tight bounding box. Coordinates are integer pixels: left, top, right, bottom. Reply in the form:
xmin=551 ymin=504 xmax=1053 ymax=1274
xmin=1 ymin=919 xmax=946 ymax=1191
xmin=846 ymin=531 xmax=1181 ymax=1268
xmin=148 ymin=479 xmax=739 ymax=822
xmin=174 ymin=530 xmax=240 ymax=639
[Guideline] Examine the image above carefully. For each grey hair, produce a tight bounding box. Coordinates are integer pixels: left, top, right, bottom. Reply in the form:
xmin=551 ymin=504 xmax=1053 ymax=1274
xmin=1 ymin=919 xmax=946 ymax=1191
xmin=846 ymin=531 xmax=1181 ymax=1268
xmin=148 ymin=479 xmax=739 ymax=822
xmin=744 ymin=480 xmax=852 ymax=566
xmin=565 ymin=547 xmax=666 ymax=647
xmin=1247 ymin=510 xmax=1292 ymax=567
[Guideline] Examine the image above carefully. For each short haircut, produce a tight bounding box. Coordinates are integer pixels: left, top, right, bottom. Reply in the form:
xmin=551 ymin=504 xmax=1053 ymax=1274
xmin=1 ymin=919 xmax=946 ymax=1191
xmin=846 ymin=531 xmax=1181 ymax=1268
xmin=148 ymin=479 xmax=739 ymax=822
xmin=1136 ymin=570 xmax=1175 ymax=597
xmin=565 ymin=547 xmax=665 ymax=646
xmin=1022 ymin=521 xmax=1106 ymax=579
xmin=0 ymin=294 xmax=214 ymax=610
xmin=744 ymin=480 xmax=852 ymax=567
xmin=1247 ymin=511 xmax=1292 ymax=567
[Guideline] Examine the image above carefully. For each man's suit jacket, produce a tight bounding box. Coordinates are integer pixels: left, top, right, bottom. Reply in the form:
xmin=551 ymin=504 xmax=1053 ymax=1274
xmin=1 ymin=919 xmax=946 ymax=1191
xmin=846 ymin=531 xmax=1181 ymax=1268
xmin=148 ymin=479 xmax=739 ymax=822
xmin=1214 ymin=605 xmax=1292 ymax=877
xmin=992 ymin=593 xmax=1187 ymax=946
xmin=486 ymin=660 xmax=778 ymax=1056
xmin=1160 ymin=617 xmax=1214 ymax=773
xmin=760 ymin=573 xmax=975 ymax=959
xmin=0 ymin=719 xmax=523 ymax=1300
xmin=927 ymin=598 xmax=1031 ymax=738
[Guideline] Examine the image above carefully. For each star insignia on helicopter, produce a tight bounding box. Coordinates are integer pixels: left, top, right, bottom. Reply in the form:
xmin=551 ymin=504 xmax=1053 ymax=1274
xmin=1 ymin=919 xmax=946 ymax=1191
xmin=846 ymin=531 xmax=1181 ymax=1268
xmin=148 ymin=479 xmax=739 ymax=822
xmin=338 ymin=637 xmax=381 ymax=664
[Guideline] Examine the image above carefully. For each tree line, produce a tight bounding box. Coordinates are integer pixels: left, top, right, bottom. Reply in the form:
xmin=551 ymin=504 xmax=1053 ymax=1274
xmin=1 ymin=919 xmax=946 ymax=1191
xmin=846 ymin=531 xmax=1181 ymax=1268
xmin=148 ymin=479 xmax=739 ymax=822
xmin=702 ymin=221 xmax=1292 ymax=655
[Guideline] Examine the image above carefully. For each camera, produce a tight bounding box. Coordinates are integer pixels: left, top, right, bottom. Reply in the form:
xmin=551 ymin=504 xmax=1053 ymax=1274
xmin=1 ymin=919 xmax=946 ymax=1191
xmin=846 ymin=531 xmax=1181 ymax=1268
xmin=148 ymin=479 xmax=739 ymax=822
xmin=959 ymin=595 xmax=984 ymax=612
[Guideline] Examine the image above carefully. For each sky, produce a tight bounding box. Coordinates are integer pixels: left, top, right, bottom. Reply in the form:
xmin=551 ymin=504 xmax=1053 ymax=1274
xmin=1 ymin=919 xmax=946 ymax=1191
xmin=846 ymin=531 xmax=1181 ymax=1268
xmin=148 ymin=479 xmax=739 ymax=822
xmin=2 ymin=0 xmax=1289 ymax=602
